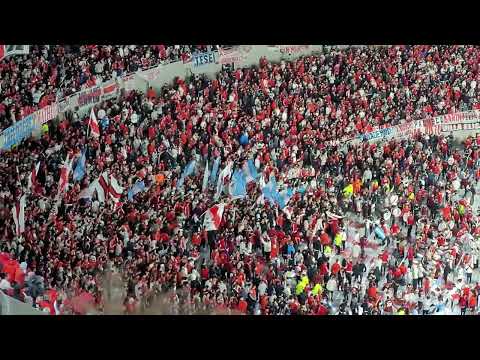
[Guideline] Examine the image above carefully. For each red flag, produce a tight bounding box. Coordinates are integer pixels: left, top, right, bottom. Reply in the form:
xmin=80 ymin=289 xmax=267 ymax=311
xmin=88 ymin=108 xmax=100 ymax=137
xmin=0 ymin=45 xmax=5 ymax=61
xmin=203 ymin=203 xmax=225 ymax=231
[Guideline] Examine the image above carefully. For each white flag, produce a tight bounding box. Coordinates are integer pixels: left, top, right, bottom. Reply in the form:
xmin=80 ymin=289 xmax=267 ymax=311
xmin=202 ymin=160 xmax=209 ymax=192
xmin=215 ymin=162 xmax=232 ymax=201
xmin=12 ymin=194 xmax=26 ymax=236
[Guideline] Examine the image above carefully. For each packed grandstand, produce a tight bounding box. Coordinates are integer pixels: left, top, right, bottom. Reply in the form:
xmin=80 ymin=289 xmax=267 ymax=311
xmin=1 ymin=45 xmax=480 ymax=315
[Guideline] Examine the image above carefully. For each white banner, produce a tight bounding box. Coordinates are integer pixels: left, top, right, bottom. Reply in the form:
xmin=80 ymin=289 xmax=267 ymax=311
xmin=122 ymin=74 xmax=137 ymax=92
xmin=431 ymin=110 xmax=480 ymax=133
xmin=33 ymin=103 xmax=59 ymax=126
xmin=136 ymin=66 xmax=162 ymax=82
xmin=218 ymin=47 xmax=246 ymax=66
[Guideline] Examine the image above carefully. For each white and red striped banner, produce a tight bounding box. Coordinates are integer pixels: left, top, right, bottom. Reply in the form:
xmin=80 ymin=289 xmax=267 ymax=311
xmin=101 ymin=81 xmax=120 ymax=101
xmin=276 ymin=45 xmax=310 ymax=54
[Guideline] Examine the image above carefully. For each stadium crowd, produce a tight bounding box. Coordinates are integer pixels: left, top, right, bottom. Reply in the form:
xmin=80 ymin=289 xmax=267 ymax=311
xmin=1 ymin=45 xmax=480 ymax=315
xmin=0 ymin=45 xmax=220 ymax=131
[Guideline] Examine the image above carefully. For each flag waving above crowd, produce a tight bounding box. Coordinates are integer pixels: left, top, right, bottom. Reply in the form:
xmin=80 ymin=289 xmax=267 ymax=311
xmin=127 ymin=180 xmax=146 ymax=201
xmin=94 ymin=171 xmax=110 ymax=203
xmin=204 ymin=203 xmax=225 ymax=231
xmin=12 ymin=194 xmax=26 ymax=236
xmin=87 ymin=108 xmax=100 ymax=138
xmin=3 ymin=45 xmax=480 ymax=316
xmin=28 ymin=161 xmax=41 ymax=191
xmin=73 ymin=148 xmax=87 ymax=182
xmin=177 ymin=160 xmax=197 ymax=189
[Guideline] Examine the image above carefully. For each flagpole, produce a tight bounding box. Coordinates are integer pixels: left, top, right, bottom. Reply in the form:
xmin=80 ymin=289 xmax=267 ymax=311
xmin=86 ymin=107 xmax=92 ymax=139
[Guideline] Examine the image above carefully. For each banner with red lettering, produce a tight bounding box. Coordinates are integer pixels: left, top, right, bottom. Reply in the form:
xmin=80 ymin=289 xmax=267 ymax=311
xmin=218 ymin=47 xmax=246 ymax=66
xmin=75 ymin=86 xmax=103 ymax=109
xmin=276 ymin=45 xmax=311 ymax=54
xmin=431 ymin=110 xmax=480 ymax=133
xmin=33 ymin=104 xmax=59 ymax=126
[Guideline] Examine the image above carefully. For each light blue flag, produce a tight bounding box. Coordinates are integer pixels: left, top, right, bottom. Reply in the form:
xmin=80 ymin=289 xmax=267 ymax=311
xmin=262 ymin=175 xmax=278 ymax=205
xmin=296 ymin=185 xmax=307 ymax=194
xmin=243 ymin=159 xmax=259 ymax=183
xmin=229 ymin=169 xmax=247 ymax=199
xmin=277 ymin=188 xmax=294 ymax=209
xmin=72 ymin=148 xmax=87 ymax=182
xmin=177 ymin=160 xmax=197 ymax=189
xmin=262 ymin=175 xmax=293 ymax=209
xmin=127 ymin=180 xmax=146 ymax=201
xmin=209 ymin=157 xmax=220 ymax=185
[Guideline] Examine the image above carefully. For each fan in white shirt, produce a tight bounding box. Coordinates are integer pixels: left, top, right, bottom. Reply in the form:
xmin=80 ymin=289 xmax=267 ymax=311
xmin=0 ymin=278 xmax=12 ymax=291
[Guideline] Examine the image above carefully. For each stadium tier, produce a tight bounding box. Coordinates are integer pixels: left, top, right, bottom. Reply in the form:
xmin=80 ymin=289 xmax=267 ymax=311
xmin=1 ymin=45 xmax=480 ymax=315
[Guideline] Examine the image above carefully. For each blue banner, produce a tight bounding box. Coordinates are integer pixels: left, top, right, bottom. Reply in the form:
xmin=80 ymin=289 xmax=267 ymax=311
xmin=277 ymin=188 xmax=294 ymax=209
xmin=192 ymin=51 xmax=217 ymax=68
xmin=0 ymin=115 xmax=37 ymax=151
